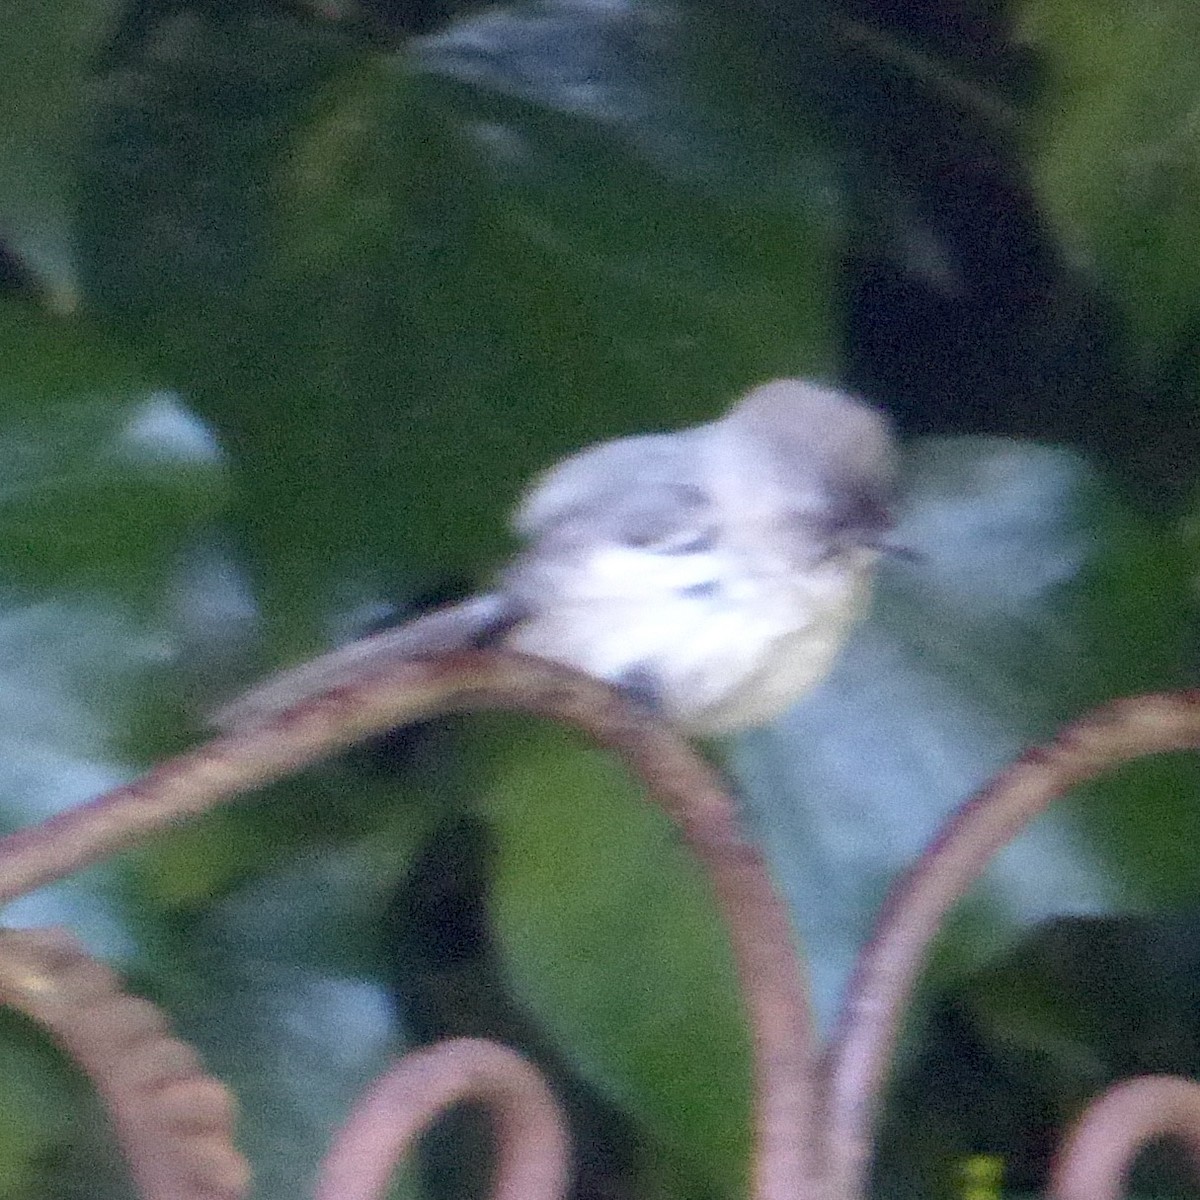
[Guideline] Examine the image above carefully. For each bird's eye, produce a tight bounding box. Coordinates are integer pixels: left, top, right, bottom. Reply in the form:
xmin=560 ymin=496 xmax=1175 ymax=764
xmin=816 ymin=485 xmax=894 ymax=540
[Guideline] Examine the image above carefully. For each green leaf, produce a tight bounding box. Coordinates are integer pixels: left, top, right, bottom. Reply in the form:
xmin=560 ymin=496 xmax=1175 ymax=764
xmin=1019 ymin=0 xmax=1200 ymax=356
xmin=0 ymin=305 xmax=226 ymax=1198
xmin=0 ymin=308 xmax=226 ymax=594
xmin=479 ymin=721 xmax=751 ymax=1198
xmin=0 ymin=0 xmax=120 ymax=293
xmin=79 ymin=3 xmax=839 ymax=649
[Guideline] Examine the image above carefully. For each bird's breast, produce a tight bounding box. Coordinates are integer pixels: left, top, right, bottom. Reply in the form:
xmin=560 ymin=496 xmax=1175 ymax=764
xmin=505 ymin=543 xmax=876 ymax=733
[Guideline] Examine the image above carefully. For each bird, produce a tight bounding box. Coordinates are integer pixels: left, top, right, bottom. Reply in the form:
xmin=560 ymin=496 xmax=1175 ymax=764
xmin=213 ymin=378 xmax=898 ymax=736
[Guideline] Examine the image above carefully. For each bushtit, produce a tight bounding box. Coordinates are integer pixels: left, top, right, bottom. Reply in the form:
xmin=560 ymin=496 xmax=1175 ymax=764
xmin=214 ymin=379 xmax=897 ymax=736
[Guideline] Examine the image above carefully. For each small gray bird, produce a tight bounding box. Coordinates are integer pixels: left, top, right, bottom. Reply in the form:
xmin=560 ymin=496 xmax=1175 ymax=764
xmin=214 ymin=379 xmax=897 ymax=735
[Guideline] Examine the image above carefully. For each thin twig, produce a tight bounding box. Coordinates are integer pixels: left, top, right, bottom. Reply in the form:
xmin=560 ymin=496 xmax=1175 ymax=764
xmin=823 ymin=690 xmax=1200 ymax=1200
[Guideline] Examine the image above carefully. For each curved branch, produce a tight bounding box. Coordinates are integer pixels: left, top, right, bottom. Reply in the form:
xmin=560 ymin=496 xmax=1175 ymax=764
xmin=0 ymin=926 xmax=249 ymax=1200
xmin=823 ymin=690 xmax=1200 ymax=1200
xmin=1049 ymin=1075 xmax=1200 ymax=1200
xmin=314 ymin=1038 xmax=571 ymax=1200
xmin=0 ymin=650 xmax=820 ymax=1200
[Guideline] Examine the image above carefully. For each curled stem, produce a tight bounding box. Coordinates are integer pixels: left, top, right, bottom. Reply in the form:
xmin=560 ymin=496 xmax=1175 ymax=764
xmin=314 ymin=1038 xmax=571 ymax=1200
xmin=0 ymin=650 xmax=820 ymax=1200
xmin=824 ymin=690 xmax=1200 ymax=1200
xmin=1050 ymin=1075 xmax=1200 ymax=1200
xmin=0 ymin=926 xmax=249 ymax=1200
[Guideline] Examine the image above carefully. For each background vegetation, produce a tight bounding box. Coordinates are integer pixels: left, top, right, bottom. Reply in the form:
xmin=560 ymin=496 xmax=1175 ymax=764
xmin=1 ymin=0 xmax=1200 ymax=1196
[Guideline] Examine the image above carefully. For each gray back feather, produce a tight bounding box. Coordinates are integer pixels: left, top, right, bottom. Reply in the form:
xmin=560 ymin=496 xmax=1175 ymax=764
xmin=512 ymin=428 xmax=713 ymax=551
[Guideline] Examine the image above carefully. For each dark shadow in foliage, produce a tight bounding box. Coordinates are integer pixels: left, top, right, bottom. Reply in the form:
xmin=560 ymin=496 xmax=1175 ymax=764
xmin=883 ymin=914 xmax=1200 ymax=1199
xmin=701 ymin=0 xmax=1194 ymax=508
xmin=826 ymin=5 xmax=1166 ymax=501
xmin=0 ymin=238 xmax=44 ymax=302
xmin=384 ymin=815 xmax=648 ymax=1200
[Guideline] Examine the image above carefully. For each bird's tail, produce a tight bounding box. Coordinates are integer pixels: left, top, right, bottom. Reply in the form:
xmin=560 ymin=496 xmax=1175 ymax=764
xmin=210 ymin=593 xmax=514 ymax=732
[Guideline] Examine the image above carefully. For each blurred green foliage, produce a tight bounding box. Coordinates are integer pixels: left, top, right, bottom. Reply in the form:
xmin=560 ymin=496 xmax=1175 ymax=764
xmin=0 ymin=1 xmax=1198 ymax=1198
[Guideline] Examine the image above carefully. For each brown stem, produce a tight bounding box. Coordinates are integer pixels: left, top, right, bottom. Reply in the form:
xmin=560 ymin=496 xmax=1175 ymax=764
xmin=314 ymin=1038 xmax=571 ymax=1200
xmin=0 ymin=650 xmax=820 ymax=1200
xmin=0 ymin=926 xmax=249 ymax=1200
xmin=1049 ymin=1075 xmax=1200 ymax=1200
xmin=570 ymin=705 xmax=823 ymax=1199
xmin=823 ymin=690 xmax=1200 ymax=1200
